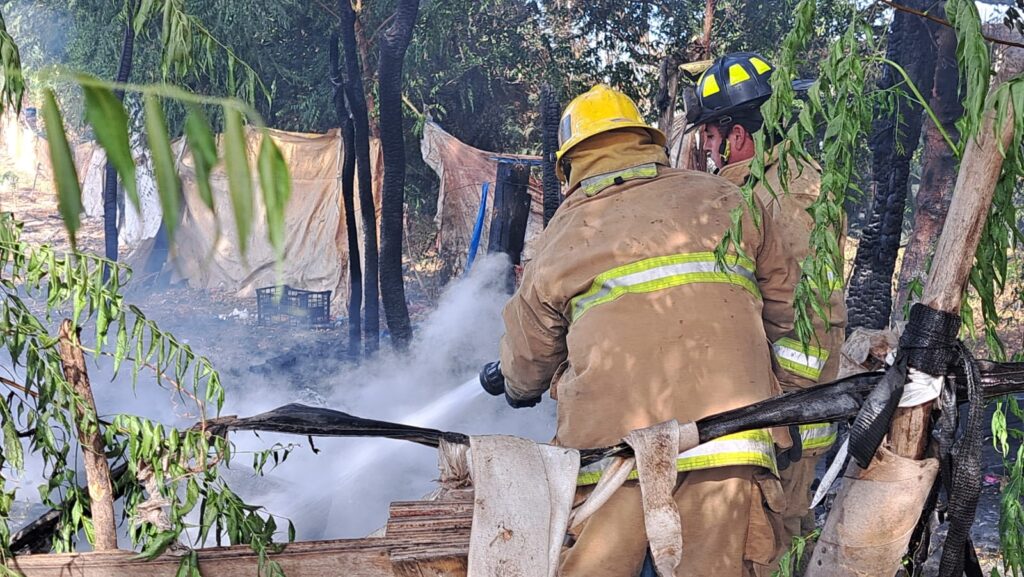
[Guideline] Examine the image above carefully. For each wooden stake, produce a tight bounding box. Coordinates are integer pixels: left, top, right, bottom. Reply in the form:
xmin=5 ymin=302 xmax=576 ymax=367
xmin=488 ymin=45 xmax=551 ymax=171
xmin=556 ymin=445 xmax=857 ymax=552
xmin=887 ymin=103 xmax=1015 ymax=459
xmin=58 ymin=319 xmax=118 ymax=551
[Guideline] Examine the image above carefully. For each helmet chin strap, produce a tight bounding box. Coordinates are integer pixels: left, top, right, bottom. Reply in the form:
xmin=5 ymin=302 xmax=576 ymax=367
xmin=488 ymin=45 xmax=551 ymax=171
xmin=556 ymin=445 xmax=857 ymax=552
xmin=705 ymin=138 xmax=730 ymax=176
xmin=719 ymin=139 xmax=731 ymax=166
xmin=560 ymin=157 xmax=572 ymax=184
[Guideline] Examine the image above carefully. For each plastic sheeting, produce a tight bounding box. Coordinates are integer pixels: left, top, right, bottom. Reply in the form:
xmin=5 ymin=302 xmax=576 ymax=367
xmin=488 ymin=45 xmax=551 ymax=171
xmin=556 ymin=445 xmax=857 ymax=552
xmin=169 ymin=127 xmax=382 ymax=307
xmin=77 ymin=143 xmax=164 ymax=249
xmin=421 ymin=121 xmax=544 ymax=279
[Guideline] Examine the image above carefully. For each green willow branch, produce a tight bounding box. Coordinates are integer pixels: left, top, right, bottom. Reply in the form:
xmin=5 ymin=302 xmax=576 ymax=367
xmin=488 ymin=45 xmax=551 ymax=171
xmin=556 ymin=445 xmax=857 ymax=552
xmin=873 ymin=56 xmax=960 ymax=156
xmin=37 ymin=68 xmax=268 ymax=128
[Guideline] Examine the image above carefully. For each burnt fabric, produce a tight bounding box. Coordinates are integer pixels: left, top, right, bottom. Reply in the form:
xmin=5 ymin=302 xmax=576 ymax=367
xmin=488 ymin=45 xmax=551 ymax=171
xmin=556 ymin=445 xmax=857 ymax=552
xmin=499 ymin=129 xmax=797 ymax=575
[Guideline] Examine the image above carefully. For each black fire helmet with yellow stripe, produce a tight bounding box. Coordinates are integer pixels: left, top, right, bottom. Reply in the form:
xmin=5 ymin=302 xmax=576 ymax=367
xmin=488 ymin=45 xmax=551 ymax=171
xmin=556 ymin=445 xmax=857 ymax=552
xmin=686 ymin=52 xmax=774 ymax=133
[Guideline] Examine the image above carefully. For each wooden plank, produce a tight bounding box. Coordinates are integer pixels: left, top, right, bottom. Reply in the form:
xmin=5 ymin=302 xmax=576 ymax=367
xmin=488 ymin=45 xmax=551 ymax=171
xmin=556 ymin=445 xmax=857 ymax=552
xmin=8 ymin=538 xmax=397 ymax=577
xmin=385 ymin=499 xmax=470 ymax=577
xmin=8 ymin=500 xmax=477 ymax=577
xmin=888 ymin=103 xmax=1016 ymax=459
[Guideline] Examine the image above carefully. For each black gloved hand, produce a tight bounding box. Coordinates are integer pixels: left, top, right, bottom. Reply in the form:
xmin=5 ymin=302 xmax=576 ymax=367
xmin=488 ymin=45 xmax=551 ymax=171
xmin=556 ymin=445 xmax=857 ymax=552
xmin=505 ymin=392 xmax=542 ymax=409
xmin=480 ymin=361 xmax=506 ymax=396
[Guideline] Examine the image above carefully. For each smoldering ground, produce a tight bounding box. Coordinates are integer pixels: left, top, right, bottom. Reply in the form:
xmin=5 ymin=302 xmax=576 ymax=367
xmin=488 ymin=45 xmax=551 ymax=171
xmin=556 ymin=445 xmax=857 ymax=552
xmin=6 ymin=254 xmax=556 ymax=543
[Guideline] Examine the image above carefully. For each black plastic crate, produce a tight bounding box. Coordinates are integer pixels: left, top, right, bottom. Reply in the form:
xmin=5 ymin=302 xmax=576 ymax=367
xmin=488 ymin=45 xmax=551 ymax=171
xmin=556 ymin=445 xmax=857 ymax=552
xmin=256 ymin=285 xmax=332 ymax=328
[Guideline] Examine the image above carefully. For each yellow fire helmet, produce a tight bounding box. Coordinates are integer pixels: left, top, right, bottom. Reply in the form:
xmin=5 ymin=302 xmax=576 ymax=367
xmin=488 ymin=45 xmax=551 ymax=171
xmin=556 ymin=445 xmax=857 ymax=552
xmin=555 ymin=84 xmax=666 ymax=181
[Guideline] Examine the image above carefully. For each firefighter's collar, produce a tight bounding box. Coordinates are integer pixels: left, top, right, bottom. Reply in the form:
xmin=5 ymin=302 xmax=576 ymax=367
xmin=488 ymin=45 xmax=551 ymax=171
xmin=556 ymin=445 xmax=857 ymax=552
xmin=579 ymin=163 xmax=660 ymax=197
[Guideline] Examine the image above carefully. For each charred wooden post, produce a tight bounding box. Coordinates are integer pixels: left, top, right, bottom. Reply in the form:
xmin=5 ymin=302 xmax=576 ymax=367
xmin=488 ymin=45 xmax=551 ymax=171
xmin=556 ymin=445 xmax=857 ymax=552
xmin=330 ymin=31 xmax=363 ymax=359
xmin=846 ymin=0 xmax=938 ymax=333
xmin=487 ymin=161 xmax=532 ymax=292
xmin=57 ymin=320 xmax=118 ymax=551
xmin=541 ymin=85 xmax=562 ymax=226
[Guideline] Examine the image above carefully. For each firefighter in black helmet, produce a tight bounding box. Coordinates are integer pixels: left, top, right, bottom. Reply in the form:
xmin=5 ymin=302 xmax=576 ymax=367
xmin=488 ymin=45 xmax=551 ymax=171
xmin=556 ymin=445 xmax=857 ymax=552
xmin=689 ymin=52 xmax=848 ymax=557
xmin=687 ymin=52 xmax=774 ymax=171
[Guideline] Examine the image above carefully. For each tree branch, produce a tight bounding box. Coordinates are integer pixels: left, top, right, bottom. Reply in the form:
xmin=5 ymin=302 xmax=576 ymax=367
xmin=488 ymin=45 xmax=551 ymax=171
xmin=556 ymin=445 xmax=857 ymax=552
xmin=879 ymin=0 xmax=1024 ymax=49
xmin=0 ymin=375 xmax=37 ymax=398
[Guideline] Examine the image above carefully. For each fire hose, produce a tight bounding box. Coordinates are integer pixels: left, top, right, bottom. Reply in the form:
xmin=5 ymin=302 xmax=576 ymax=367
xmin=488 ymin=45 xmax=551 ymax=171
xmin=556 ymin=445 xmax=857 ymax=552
xmin=201 ymin=359 xmax=1024 ymax=466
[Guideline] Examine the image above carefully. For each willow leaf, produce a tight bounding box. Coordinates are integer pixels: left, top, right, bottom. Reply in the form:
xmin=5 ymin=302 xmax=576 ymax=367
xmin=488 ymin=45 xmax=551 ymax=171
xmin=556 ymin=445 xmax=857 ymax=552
xmin=83 ymin=84 xmax=139 ymax=210
xmin=42 ymin=90 xmax=82 ymax=249
xmin=223 ymin=107 xmax=253 ymax=255
xmin=946 ymin=0 xmax=989 ymax=145
xmin=0 ymin=396 xmax=22 ymax=471
xmin=183 ymin=105 xmax=217 ymax=211
xmin=257 ymin=133 xmax=291 ymax=260
xmin=0 ymin=11 xmax=24 ymax=114
xmin=144 ymin=95 xmax=182 ymax=242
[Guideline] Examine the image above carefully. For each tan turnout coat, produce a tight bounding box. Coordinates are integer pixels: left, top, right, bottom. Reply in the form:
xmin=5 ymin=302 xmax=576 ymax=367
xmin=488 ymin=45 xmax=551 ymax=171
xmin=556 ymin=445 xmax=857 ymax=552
xmin=499 ymin=135 xmax=797 ymax=450
xmin=719 ymin=151 xmax=847 ymax=389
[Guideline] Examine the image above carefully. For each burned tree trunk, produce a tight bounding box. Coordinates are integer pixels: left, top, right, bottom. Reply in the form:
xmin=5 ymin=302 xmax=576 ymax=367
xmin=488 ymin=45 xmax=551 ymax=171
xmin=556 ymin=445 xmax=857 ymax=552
xmin=541 ymin=84 xmax=561 ymax=226
xmin=893 ymin=18 xmax=962 ymax=322
xmin=377 ymin=0 xmax=420 ymax=351
xmin=656 ymin=55 xmax=681 ymax=136
xmin=331 ymin=33 xmax=362 ymax=359
xmin=846 ymin=1 xmax=937 ymax=333
xmin=339 ymin=0 xmax=379 ymax=355
xmin=102 ymin=0 xmax=138 ymax=270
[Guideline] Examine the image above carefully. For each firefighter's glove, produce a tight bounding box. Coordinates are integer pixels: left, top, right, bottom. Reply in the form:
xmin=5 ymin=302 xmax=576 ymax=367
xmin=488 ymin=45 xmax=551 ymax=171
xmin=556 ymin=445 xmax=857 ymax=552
xmin=480 ymin=361 xmax=506 ymax=396
xmin=505 ymin=392 xmax=541 ymax=409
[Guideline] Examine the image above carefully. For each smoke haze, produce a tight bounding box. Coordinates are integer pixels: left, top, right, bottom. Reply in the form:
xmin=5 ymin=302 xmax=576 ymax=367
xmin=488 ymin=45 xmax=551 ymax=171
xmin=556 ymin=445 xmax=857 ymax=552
xmin=7 ymin=254 xmax=557 ymax=542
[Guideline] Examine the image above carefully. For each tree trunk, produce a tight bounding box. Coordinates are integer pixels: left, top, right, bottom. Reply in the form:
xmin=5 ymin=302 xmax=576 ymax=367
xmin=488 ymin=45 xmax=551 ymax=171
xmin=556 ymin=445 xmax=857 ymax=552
xmin=887 ymin=102 xmax=1013 ymax=508
xmin=355 ymin=14 xmax=380 ymax=140
xmin=102 ymin=0 xmax=137 ymax=271
xmin=893 ymin=17 xmax=962 ymax=323
xmin=57 ymin=320 xmax=117 ymax=551
xmin=655 ymin=55 xmax=680 ymax=136
xmin=339 ymin=0 xmax=380 ymax=354
xmin=845 ymin=0 xmax=937 ymax=333
xmin=541 ymin=84 xmax=561 ymax=226
xmin=331 ymin=32 xmax=363 ymax=359
xmin=377 ymin=0 xmax=420 ymax=350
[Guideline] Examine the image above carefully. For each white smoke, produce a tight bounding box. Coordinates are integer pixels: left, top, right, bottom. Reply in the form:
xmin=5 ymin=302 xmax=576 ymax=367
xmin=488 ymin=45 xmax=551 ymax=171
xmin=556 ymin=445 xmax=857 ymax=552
xmin=220 ymin=254 xmax=557 ymax=539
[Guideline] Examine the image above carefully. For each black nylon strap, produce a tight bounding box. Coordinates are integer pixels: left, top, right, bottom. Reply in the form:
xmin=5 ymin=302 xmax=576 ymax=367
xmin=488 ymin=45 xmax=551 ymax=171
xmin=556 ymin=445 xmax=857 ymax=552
xmin=848 ymin=354 xmax=908 ymax=468
xmin=938 ymin=345 xmax=986 ymax=577
xmin=900 ymin=303 xmax=961 ymax=375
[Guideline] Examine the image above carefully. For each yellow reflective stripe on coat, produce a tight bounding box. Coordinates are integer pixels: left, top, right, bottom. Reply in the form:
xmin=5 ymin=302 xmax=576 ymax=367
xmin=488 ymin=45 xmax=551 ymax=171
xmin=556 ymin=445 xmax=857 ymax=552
xmin=580 ymin=163 xmax=660 ymax=197
xmin=772 ymin=337 xmax=829 ymax=381
xmin=576 ymin=429 xmax=777 ymax=486
xmin=798 ymin=422 xmax=837 ymax=451
xmin=570 ymin=252 xmax=760 ymax=322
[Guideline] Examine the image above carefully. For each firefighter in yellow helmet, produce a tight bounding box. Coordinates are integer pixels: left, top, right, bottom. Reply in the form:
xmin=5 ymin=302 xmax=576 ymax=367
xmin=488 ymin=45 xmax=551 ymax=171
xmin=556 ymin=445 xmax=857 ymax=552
xmin=688 ymin=53 xmax=848 ymax=552
xmin=480 ymin=83 xmax=797 ymax=576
